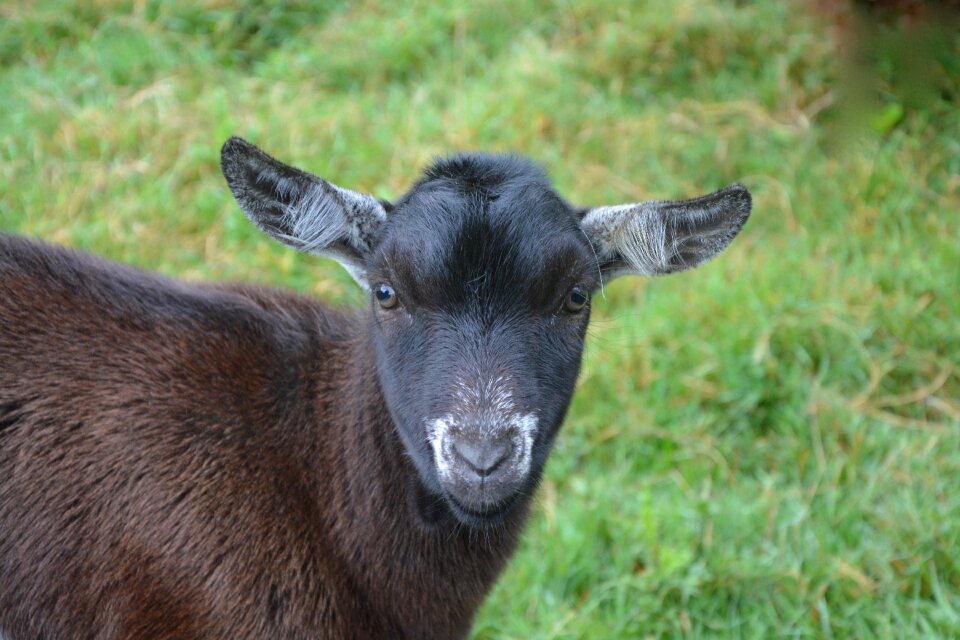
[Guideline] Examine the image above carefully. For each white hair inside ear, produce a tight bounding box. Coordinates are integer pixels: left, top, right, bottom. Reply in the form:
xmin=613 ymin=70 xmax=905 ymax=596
xmin=220 ymin=137 xmax=388 ymax=289
xmin=580 ymin=184 xmax=751 ymax=281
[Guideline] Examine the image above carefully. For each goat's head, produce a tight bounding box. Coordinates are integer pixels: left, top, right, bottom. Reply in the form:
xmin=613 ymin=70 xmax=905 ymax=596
xmin=221 ymin=138 xmax=751 ymax=528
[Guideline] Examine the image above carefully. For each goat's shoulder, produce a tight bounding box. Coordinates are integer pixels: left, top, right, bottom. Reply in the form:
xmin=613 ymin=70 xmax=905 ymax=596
xmin=0 ymin=233 xmax=358 ymax=423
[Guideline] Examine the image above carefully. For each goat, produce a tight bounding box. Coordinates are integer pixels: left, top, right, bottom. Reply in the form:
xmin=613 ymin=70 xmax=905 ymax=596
xmin=0 ymin=138 xmax=751 ymax=639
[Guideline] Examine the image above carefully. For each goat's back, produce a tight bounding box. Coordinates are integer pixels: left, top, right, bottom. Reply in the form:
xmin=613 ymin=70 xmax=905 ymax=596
xmin=0 ymin=234 xmax=361 ymax=639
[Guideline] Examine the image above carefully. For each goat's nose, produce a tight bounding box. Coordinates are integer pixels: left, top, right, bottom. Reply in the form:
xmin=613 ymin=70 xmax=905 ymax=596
xmin=451 ymin=434 xmax=513 ymax=478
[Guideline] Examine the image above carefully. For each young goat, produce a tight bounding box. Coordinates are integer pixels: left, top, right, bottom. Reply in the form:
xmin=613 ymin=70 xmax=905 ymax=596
xmin=0 ymin=138 xmax=751 ymax=639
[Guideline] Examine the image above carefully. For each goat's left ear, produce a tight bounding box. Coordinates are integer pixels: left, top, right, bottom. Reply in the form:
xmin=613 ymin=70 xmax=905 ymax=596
xmin=580 ymin=184 xmax=751 ymax=282
xmin=220 ymin=137 xmax=388 ymax=289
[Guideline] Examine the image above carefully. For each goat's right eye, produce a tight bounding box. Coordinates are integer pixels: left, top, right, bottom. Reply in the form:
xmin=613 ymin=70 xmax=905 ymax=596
xmin=375 ymin=284 xmax=398 ymax=309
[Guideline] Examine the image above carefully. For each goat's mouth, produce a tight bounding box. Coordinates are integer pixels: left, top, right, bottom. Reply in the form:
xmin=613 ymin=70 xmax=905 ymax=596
xmin=444 ymin=491 xmax=520 ymax=528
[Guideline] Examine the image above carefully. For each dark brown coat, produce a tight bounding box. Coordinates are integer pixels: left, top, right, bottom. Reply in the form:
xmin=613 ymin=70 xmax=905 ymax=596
xmin=0 ymin=235 xmax=523 ymax=639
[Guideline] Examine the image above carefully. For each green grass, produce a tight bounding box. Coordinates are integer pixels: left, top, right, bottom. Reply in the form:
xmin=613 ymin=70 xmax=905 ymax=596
xmin=2 ymin=1 xmax=959 ymax=637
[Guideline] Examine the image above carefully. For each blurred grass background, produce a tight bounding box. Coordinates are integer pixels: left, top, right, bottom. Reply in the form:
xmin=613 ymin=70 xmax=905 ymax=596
xmin=1 ymin=0 xmax=958 ymax=637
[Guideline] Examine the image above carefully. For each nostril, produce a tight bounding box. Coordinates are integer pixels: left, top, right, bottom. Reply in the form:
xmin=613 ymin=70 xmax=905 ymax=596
xmin=452 ymin=436 xmax=513 ymax=478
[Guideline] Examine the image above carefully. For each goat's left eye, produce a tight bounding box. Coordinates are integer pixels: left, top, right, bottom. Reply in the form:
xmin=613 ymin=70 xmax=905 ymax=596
xmin=376 ymin=284 xmax=398 ymax=309
xmin=564 ymin=287 xmax=589 ymax=313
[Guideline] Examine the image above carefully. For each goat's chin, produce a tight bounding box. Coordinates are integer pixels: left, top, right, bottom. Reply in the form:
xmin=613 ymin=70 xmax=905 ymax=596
xmin=444 ymin=491 xmax=521 ymax=529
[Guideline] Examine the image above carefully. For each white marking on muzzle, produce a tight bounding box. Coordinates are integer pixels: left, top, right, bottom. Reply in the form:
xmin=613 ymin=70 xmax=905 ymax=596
xmin=428 ymin=415 xmax=455 ymax=476
xmin=427 ymin=412 xmax=539 ymax=478
xmin=512 ymin=413 xmax=538 ymax=474
xmin=428 ymin=376 xmax=539 ymax=478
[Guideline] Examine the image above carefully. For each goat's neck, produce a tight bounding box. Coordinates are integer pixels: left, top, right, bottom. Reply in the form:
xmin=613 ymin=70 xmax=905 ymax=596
xmin=303 ymin=316 xmax=529 ymax=637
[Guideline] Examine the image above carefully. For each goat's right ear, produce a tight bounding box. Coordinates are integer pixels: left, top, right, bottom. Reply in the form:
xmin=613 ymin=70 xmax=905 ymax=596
xmin=220 ymin=137 xmax=388 ymax=289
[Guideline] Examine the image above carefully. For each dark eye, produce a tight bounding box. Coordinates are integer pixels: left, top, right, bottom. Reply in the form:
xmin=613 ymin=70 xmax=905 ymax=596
xmin=376 ymin=283 xmax=398 ymax=309
xmin=564 ymin=286 xmax=589 ymax=313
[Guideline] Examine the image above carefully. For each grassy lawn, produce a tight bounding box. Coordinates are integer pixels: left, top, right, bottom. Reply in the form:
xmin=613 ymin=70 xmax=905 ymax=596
xmin=2 ymin=1 xmax=958 ymax=637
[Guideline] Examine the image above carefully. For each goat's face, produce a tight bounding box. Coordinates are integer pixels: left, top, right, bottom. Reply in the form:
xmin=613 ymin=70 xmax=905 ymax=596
xmin=222 ymin=139 xmax=752 ymax=528
xmin=366 ymin=160 xmax=597 ymax=525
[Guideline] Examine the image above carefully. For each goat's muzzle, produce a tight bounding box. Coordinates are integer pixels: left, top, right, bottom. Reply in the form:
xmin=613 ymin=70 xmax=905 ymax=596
xmin=428 ymin=413 xmax=537 ymax=525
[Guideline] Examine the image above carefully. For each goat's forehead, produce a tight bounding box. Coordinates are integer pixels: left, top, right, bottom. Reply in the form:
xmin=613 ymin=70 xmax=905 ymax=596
xmin=374 ymin=182 xmax=593 ymax=296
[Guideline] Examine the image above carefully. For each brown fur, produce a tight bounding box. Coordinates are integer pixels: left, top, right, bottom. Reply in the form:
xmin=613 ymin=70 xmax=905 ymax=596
xmin=0 ymin=234 xmax=525 ymax=639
